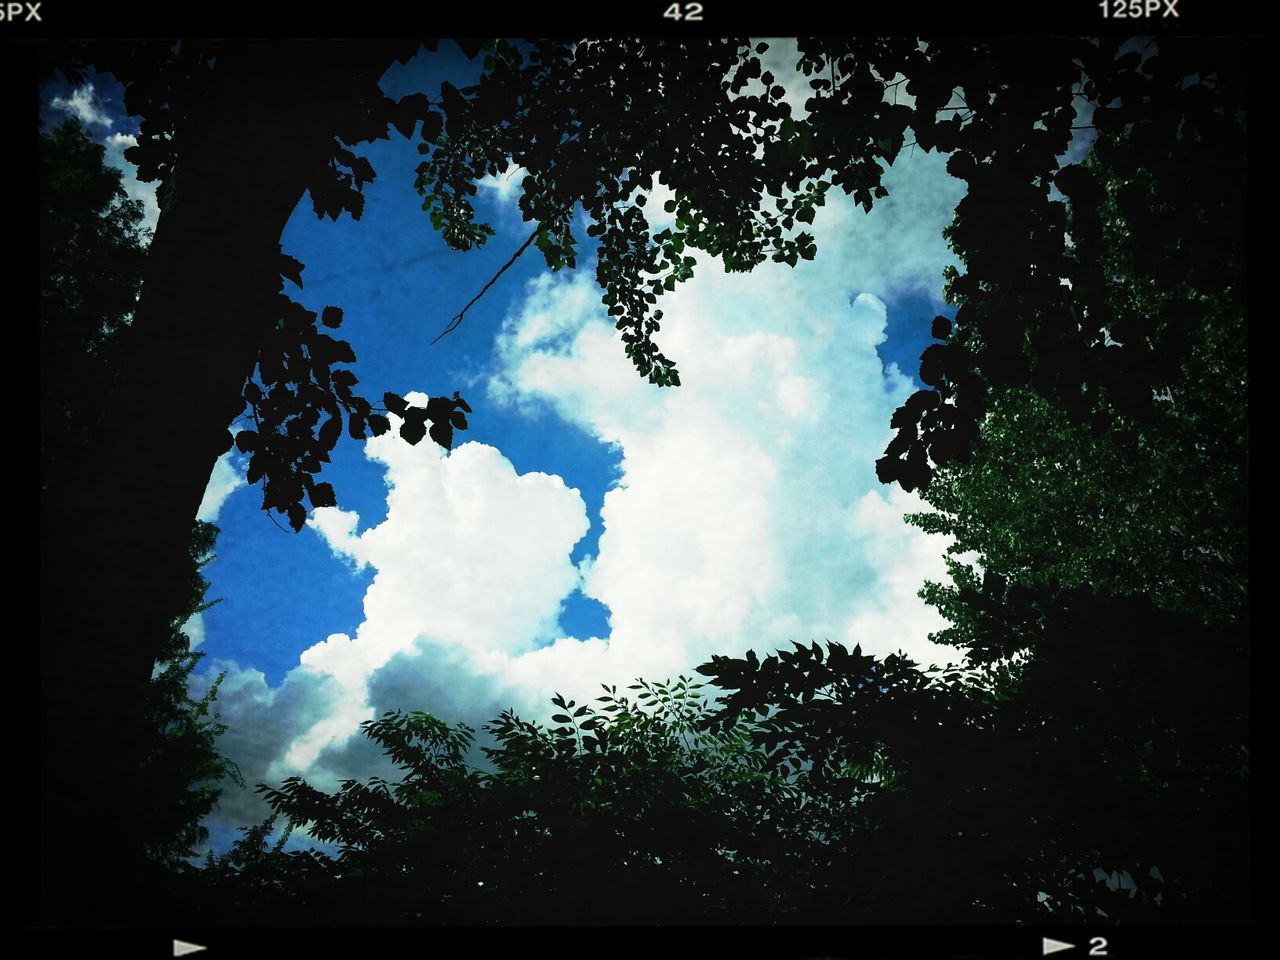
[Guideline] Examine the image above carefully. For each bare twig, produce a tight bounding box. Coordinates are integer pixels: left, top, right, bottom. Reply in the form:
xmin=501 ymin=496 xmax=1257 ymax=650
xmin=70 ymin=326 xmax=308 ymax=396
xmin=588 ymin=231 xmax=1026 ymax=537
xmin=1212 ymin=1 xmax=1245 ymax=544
xmin=430 ymin=224 xmax=543 ymax=345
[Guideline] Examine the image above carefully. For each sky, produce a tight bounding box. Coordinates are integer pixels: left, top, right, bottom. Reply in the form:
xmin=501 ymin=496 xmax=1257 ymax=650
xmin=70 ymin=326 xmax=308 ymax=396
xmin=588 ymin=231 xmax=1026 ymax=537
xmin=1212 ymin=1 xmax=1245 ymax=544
xmin=44 ymin=40 xmax=1000 ymax=853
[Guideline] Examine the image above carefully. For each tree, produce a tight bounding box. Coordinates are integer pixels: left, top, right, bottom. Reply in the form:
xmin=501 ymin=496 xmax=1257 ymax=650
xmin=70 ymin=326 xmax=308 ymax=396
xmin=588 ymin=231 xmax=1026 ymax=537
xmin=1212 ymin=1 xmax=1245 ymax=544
xmin=137 ymin=519 xmax=246 ymax=872
xmin=39 ymin=116 xmax=149 ymax=495
xmin=38 ymin=116 xmax=243 ymax=917
xmin=38 ymin=35 xmax=1247 ymax=922
xmin=194 ymin=677 xmax=875 ymax=925
xmin=696 ymin=92 xmax=1248 ymax=921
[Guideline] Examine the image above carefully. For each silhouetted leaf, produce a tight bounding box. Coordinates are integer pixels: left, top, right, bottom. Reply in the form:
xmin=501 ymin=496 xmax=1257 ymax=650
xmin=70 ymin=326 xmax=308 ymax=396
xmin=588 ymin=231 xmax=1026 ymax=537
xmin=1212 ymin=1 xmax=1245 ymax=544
xmin=400 ymin=417 xmax=426 ymax=445
xmin=309 ymin=482 xmax=336 ymax=509
xmin=429 ymin=421 xmax=453 ymax=450
xmin=278 ymin=254 xmax=304 ymax=289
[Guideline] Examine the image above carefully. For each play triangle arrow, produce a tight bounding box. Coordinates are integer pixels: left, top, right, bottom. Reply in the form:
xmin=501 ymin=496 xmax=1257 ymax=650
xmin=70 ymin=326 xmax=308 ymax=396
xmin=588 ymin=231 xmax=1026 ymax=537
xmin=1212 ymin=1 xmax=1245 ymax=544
xmin=174 ymin=941 xmax=207 ymax=957
xmin=1042 ymin=937 xmax=1075 ymax=956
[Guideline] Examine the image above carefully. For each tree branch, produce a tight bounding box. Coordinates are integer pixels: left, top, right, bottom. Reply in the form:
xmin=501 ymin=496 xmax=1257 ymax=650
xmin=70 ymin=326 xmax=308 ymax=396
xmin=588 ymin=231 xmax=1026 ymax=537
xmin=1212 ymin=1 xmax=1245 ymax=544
xmin=429 ymin=224 xmax=543 ymax=345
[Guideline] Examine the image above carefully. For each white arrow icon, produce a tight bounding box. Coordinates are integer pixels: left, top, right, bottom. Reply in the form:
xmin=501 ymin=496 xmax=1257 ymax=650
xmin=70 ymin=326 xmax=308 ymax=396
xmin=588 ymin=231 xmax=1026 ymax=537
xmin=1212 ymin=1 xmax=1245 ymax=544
xmin=174 ymin=941 xmax=207 ymax=957
xmin=1043 ymin=937 xmax=1075 ymax=956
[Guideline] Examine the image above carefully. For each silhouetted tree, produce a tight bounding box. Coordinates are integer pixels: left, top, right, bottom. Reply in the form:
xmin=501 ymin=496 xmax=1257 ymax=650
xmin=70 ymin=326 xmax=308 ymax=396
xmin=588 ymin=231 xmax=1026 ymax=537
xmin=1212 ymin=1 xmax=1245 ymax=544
xmin=39 ymin=116 xmax=243 ymax=917
xmin=38 ymin=35 xmax=1247 ymax=923
xmin=197 ymin=678 xmax=852 ymax=925
xmin=698 ymin=110 xmax=1248 ymax=921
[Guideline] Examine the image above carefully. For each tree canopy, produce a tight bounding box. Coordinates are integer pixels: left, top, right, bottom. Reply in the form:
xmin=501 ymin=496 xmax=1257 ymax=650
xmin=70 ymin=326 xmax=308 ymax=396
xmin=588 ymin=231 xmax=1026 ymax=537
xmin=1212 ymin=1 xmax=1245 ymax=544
xmin=37 ymin=35 xmax=1248 ymax=927
xmin=38 ymin=115 xmax=243 ymax=912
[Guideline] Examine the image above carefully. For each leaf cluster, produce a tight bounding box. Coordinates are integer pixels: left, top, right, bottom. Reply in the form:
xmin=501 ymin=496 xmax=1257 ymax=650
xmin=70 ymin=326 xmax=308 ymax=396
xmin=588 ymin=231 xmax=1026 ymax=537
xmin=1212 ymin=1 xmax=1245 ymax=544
xmin=880 ymin=37 xmax=1245 ymax=490
xmin=414 ymin=39 xmax=863 ymax=388
xmin=233 ymin=253 xmax=472 ymax=530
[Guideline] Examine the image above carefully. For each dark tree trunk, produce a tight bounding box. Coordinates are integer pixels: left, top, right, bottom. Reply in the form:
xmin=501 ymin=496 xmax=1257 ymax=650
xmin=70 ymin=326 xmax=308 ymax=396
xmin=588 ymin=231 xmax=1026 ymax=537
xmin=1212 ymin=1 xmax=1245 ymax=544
xmin=40 ymin=40 xmax=416 ymax=925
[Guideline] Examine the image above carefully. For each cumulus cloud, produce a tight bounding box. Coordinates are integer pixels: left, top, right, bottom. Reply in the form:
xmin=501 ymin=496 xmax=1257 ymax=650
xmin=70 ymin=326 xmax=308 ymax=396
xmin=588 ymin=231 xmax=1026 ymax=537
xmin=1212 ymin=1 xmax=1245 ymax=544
xmin=485 ymin=164 xmax=965 ymax=695
xmin=196 ymin=128 xmax=970 ymax=846
xmin=50 ymin=83 xmax=112 ymax=127
xmin=196 ymin=451 xmax=247 ymax=523
xmin=270 ymin=409 xmax=592 ymax=771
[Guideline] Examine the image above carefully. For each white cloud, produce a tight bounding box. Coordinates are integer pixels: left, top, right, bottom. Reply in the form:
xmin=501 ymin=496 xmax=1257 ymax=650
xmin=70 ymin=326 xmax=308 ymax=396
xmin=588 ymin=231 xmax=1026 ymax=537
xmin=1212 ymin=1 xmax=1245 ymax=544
xmin=102 ymin=132 xmax=161 ymax=236
xmin=48 ymin=83 xmax=161 ymax=237
xmin=195 ymin=138 xmax=970 ymax=844
xmin=51 ymin=83 xmax=112 ymax=127
xmin=475 ymin=162 xmax=528 ymax=205
xmin=269 ymin=410 xmax=592 ymax=770
xmin=482 ymin=177 xmax=964 ymax=695
xmin=196 ymin=451 xmax=246 ymax=523
xmin=180 ymin=611 xmax=206 ymax=651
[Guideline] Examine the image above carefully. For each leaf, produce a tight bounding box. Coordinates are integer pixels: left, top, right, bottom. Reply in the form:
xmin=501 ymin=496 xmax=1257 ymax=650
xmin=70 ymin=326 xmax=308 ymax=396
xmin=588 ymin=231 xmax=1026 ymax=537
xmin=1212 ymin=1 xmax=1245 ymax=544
xmin=440 ymin=81 xmax=467 ymax=120
xmin=450 ymin=411 xmax=468 ymax=430
xmin=309 ymin=482 xmax=336 ymax=509
xmin=349 ymin=155 xmax=376 ymax=188
xmin=278 ymin=254 xmax=305 ymax=289
xmin=429 ymin=421 xmax=454 ymax=450
xmin=312 ymin=334 xmax=357 ymax=365
xmin=400 ymin=417 xmax=426 ymax=445
xmin=455 ymin=38 xmax=489 ymax=60
xmin=931 ymin=315 xmax=952 ymax=339
xmin=383 ymin=392 xmax=408 ymax=416
xmin=420 ymin=111 xmax=444 ymax=143
xmin=918 ymin=344 xmax=951 ymax=387
xmin=286 ymin=502 xmax=307 ymax=532
xmin=318 ymin=415 xmax=342 ymax=452
xmin=321 ymin=306 xmax=344 ymax=329
xmin=235 ymin=430 xmax=259 ymax=453
xmin=367 ymin=414 xmax=390 ymax=436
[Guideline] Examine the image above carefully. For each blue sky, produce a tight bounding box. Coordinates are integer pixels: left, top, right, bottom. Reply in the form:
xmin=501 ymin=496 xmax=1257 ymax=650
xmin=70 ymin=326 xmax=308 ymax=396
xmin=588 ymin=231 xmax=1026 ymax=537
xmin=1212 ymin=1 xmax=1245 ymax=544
xmin=45 ymin=41 xmax=995 ymax=851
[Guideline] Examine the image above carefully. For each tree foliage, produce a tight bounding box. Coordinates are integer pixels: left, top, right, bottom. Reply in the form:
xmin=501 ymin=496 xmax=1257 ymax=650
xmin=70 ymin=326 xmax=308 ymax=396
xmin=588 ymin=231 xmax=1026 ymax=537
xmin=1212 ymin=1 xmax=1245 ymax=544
xmin=38 ymin=116 xmax=242 ymax=891
xmin=139 ymin=519 xmax=246 ymax=868
xmin=39 ymin=35 xmax=1248 ymax=925
xmin=39 ymin=116 xmax=149 ymax=494
xmin=692 ymin=52 xmax=1248 ymax=922
xmin=197 ymin=678 xmax=820 ymax=924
